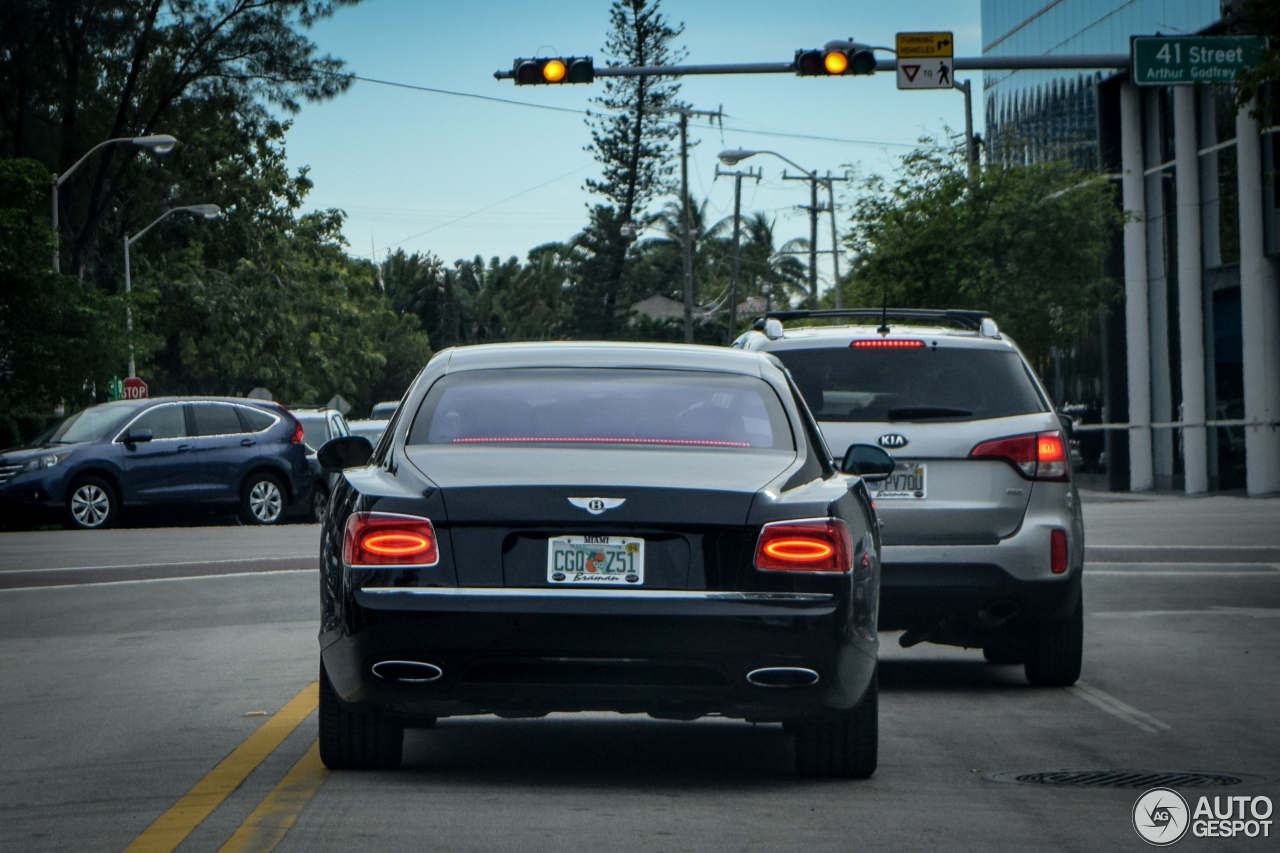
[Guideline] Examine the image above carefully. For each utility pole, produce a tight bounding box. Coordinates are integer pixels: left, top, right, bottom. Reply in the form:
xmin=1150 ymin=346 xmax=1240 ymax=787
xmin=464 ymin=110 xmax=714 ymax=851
xmin=955 ymin=78 xmax=978 ymax=180
xmin=666 ymin=105 xmax=724 ymax=343
xmin=715 ymin=164 xmax=761 ymax=344
xmin=783 ymin=170 xmax=820 ymax=308
xmin=785 ymin=170 xmax=848 ymax=309
xmin=822 ymin=172 xmax=848 ymax=308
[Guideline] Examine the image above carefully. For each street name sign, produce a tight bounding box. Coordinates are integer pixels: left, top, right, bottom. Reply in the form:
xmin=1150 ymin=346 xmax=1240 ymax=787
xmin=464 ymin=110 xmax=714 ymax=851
xmin=897 ymin=31 xmax=955 ymax=90
xmin=1131 ymin=36 xmax=1266 ymax=86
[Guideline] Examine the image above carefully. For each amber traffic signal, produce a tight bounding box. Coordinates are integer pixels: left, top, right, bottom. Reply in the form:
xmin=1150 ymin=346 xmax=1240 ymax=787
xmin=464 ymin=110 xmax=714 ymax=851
xmin=513 ymin=56 xmax=595 ymax=85
xmin=795 ymin=40 xmax=876 ymax=76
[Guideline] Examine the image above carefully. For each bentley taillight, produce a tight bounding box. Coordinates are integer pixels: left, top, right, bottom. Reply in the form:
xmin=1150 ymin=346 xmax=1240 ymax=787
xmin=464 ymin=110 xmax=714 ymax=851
xmin=344 ymin=513 xmax=439 ymax=567
xmin=970 ymin=431 xmax=1069 ymax=481
xmin=754 ymin=519 xmax=853 ymax=573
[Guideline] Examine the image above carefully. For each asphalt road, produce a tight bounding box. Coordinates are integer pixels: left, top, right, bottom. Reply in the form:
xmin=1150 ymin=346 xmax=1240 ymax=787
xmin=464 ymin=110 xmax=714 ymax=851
xmin=0 ymin=491 xmax=1277 ymax=852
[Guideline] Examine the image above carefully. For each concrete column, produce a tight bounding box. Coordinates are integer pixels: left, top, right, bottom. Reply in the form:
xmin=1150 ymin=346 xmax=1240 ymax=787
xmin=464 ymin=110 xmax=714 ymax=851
xmin=1236 ymin=98 xmax=1280 ymax=495
xmin=1120 ymin=83 xmax=1153 ymax=491
xmin=1173 ymin=85 xmax=1207 ymax=494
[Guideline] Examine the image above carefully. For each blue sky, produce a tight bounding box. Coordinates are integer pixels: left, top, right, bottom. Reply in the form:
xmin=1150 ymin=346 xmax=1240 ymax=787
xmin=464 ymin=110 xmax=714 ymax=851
xmin=283 ymin=0 xmax=984 ymax=279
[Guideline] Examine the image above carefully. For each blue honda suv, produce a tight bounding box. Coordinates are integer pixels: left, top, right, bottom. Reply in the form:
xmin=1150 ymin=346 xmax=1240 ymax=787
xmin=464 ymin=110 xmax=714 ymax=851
xmin=0 ymin=397 xmax=312 ymax=529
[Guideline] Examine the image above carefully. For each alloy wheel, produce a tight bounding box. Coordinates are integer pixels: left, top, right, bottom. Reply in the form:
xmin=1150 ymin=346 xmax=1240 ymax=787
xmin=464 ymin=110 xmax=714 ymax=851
xmin=249 ymin=480 xmax=283 ymax=523
xmin=71 ymin=484 xmax=110 ymax=528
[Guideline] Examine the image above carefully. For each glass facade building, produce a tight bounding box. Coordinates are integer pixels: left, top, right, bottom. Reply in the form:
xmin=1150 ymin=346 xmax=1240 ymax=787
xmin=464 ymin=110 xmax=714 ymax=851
xmin=982 ymin=0 xmax=1280 ymax=495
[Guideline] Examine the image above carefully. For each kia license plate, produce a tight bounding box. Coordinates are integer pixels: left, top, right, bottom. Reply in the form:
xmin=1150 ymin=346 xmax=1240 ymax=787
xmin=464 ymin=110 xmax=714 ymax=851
xmin=870 ymin=462 xmax=927 ymax=500
xmin=547 ymin=535 xmax=644 ymax=585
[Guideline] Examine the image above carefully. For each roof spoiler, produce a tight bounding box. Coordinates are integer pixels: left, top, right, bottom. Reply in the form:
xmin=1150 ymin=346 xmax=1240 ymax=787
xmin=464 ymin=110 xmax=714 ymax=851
xmin=752 ymin=308 xmax=1000 ymax=338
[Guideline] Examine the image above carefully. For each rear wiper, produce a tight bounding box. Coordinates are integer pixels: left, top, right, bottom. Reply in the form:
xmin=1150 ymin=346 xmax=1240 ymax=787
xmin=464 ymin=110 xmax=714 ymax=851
xmin=887 ymin=406 xmax=973 ymax=420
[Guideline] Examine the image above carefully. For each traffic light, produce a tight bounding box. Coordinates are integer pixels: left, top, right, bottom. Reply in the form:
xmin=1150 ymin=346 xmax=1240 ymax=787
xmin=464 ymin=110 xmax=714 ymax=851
xmin=795 ymin=40 xmax=877 ymax=76
xmin=513 ymin=56 xmax=594 ymax=85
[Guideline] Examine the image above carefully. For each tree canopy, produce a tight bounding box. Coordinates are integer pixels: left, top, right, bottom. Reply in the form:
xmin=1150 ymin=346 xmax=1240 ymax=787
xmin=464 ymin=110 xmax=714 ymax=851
xmin=841 ymin=145 xmax=1124 ymax=368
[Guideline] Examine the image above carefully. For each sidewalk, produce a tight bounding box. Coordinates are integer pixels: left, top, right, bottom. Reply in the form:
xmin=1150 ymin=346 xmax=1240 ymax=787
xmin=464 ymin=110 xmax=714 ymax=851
xmin=1080 ymin=488 xmax=1280 ymax=551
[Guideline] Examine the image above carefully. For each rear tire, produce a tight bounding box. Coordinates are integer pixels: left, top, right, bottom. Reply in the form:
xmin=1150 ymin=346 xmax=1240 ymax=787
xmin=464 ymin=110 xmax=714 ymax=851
xmin=792 ymin=669 xmax=878 ymax=779
xmin=239 ymin=472 xmax=287 ymax=525
xmin=64 ymin=476 xmax=118 ymax=530
xmin=1024 ymin=597 xmax=1083 ymax=687
xmin=318 ymin=661 xmax=403 ymax=770
xmin=311 ymin=485 xmax=329 ymax=524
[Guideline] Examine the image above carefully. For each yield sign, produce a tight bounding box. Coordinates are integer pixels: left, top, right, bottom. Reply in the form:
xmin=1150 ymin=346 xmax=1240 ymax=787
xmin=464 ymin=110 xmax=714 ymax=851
xmin=902 ymin=64 xmax=921 ymax=82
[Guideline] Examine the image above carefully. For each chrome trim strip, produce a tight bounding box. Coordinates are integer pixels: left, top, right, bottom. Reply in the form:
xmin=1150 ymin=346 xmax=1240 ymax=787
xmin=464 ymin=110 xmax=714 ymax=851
xmin=358 ymin=588 xmax=832 ymax=602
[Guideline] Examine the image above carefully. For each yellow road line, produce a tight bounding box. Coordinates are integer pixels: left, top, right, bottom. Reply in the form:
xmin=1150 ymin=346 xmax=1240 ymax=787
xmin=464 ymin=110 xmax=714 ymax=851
xmin=215 ymin=740 xmax=329 ymax=853
xmin=123 ymin=682 xmax=319 ymax=853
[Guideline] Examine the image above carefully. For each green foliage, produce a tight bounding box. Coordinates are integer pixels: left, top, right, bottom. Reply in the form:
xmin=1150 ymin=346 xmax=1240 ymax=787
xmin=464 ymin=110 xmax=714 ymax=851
xmin=564 ymin=206 xmax=637 ymax=338
xmin=383 ymin=244 xmax=570 ymax=347
xmin=0 ymin=0 xmax=364 ymax=279
xmin=1229 ymin=0 xmax=1280 ymax=118
xmin=0 ymin=158 xmax=129 ymax=446
xmin=842 ymin=145 xmax=1124 ymax=367
xmin=585 ymin=0 xmax=686 ymax=220
xmin=129 ymin=130 xmax=432 ymax=415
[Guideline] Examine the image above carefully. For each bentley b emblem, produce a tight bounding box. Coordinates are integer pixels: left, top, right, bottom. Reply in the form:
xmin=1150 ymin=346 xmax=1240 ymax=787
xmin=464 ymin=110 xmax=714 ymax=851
xmin=568 ymin=497 xmax=626 ymax=515
xmin=877 ymin=433 xmax=909 ymax=449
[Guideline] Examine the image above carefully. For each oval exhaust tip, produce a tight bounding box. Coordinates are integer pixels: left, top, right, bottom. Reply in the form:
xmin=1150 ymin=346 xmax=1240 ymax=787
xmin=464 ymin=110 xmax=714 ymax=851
xmin=746 ymin=667 xmax=820 ymax=688
xmin=371 ymin=660 xmax=443 ymax=683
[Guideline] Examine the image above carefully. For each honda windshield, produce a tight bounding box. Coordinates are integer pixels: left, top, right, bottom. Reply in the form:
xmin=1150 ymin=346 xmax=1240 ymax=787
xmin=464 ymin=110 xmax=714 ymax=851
xmin=48 ymin=401 xmax=147 ymax=443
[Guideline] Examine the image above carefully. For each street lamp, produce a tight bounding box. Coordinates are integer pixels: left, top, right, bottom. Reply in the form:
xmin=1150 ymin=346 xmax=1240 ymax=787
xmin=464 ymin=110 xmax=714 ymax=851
xmin=52 ymin=134 xmax=178 ymax=272
xmin=717 ymin=149 xmax=845 ymax=309
xmin=123 ymin=203 xmax=220 ymax=377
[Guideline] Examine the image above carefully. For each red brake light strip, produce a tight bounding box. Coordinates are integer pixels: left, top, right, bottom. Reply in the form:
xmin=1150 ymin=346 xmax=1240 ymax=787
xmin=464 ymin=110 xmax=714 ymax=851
xmin=851 ymin=339 xmax=925 ymax=348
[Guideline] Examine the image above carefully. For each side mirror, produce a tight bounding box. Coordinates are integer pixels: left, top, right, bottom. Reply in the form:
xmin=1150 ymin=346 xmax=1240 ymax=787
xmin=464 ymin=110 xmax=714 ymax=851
xmin=841 ymin=444 xmax=895 ymax=482
xmin=125 ymin=428 xmax=153 ymax=444
xmin=317 ymin=435 xmax=373 ymax=472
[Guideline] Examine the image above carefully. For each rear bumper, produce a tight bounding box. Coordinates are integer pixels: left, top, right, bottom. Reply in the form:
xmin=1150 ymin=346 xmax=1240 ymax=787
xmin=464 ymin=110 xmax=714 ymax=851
xmin=879 ymin=561 xmax=1080 ymax=641
xmin=321 ymin=589 xmax=876 ymax=723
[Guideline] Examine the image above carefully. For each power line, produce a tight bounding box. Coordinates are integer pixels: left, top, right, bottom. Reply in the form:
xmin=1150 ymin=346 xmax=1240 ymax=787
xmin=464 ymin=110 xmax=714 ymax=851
xmin=313 ymin=70 xmax=927 ymax=149
xmin=371 ymin=163 xmax=592 ymax=259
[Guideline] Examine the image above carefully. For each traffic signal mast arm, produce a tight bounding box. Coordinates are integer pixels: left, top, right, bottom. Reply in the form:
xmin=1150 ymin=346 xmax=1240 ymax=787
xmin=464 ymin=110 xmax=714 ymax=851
xmin=497 ymin=53 xmax=1131 ymax=82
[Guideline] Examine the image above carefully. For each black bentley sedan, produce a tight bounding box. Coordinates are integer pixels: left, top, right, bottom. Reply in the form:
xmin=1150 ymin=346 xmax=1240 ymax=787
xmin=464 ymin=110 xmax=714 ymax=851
xmin=316 ymin=342 xmax=890 ymax=777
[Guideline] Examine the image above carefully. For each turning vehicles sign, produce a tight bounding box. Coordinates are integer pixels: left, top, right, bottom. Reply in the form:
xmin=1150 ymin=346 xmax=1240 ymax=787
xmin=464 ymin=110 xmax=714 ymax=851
xmin=897 ymin=31 xmax=954 ymax=90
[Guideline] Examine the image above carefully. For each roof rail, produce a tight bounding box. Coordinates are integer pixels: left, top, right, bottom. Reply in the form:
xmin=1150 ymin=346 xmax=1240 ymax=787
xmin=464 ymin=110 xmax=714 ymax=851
xmin=753 ymin=308 xmax=994 ymax=332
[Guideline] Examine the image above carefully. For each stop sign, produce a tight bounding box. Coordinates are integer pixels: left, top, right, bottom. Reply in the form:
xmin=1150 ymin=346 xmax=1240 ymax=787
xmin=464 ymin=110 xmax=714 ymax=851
xmin=123 ymin=377 xmax=149 ymax=400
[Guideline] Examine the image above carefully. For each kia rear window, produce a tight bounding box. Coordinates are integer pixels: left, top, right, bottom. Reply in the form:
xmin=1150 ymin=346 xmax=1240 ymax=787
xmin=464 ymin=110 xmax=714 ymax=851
xmin=408 ymin=369 xmax=793 ymax=450
xmin=773 ymin=346 xmax=1047 ymax=422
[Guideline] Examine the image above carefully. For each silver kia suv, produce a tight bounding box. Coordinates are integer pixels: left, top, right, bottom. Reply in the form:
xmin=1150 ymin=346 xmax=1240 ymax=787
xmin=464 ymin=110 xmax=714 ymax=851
xmin=737 ymin=309 xmax=1083 ymax=686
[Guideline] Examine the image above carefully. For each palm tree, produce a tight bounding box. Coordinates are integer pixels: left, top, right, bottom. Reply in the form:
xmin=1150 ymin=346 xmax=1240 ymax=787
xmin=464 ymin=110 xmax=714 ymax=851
xmin=740 ymin=213 xmax=808 ymax=309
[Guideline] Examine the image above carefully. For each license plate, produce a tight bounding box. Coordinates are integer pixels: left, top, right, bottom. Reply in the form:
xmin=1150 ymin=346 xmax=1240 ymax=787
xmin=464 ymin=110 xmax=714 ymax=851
xmin=547 ymin=536 xmax=645 ymax=585
xmin=870 ymin=462 xmax=927 ymax=500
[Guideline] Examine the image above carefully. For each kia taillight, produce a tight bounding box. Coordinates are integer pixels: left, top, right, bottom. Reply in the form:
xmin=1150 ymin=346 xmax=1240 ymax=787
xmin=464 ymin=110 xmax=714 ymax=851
xmin=754 ymin=519 xmax=852 ymax=573
xmin=1051 ymin=528 xmax=1068 ymax=574
xmin=970 ymin=431 xmax=1069 ymax=481
xmin=344 ymin=513 xmax=439 ymax=567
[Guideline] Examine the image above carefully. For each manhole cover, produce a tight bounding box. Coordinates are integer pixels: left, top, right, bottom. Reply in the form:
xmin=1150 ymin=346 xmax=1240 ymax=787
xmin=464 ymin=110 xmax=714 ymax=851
xmin=985 ymin=770 xmax=1269 ymax=789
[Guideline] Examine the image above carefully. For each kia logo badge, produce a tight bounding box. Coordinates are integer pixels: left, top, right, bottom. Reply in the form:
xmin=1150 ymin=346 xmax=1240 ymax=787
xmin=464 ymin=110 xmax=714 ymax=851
xmin=877 ymin=434 xmax=908 ymax=449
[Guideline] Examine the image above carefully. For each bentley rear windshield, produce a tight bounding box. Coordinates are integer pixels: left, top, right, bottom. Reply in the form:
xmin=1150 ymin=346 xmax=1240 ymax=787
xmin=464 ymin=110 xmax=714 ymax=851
xmin=407 ymin=368 xmax=793 ymax=451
